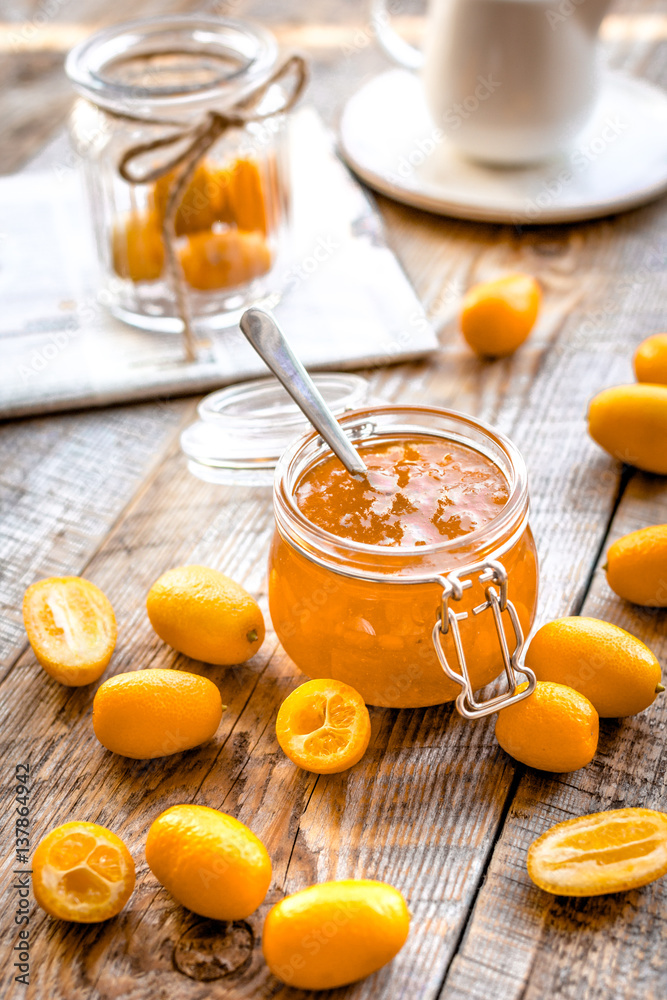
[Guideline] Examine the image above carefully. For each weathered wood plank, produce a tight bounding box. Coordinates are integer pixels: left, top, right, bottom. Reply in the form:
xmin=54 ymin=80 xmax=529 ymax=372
xmin=439 ymin=474 xmax=667 ymax=1000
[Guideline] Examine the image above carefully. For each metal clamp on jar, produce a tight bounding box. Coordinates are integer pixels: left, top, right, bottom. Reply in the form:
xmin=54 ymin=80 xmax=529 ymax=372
xmin=66 ymin=15 xmax=305 ymax=341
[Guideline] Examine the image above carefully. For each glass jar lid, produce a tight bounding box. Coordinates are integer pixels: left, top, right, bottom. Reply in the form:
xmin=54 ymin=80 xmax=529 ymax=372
xmin=65 ymin=14 xmax=279 ymax=118
xmin=181 ymin=373 xmax=371 ymax=486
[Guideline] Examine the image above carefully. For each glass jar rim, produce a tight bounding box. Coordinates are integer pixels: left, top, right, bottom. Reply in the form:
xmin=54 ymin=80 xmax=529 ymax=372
xmin=273 ymin=404 xmax=530 ymax=578
xmin=65 ymin=14 xmax=279 ymax=117
xmin=181 ymin=373 xmax=370 ymax=480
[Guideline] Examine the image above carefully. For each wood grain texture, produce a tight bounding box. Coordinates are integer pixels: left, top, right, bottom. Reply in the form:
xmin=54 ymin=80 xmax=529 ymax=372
xmin=1 ymin=0 xmax=667 ymax=998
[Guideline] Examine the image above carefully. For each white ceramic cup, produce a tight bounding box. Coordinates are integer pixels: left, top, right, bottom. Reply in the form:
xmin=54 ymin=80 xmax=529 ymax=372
xmin=371 ymin=0 xmax=610 ymax=166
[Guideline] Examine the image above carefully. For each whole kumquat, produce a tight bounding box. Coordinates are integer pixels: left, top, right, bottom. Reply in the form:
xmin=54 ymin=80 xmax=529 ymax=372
xmin=525 ymin=616 xmax=662 ymax=717
xmin=604 ymin=525 xmax=667 ymax=608
xmin=93 ymin=668 xmax=223 ymax=759
xmin=460 ymin=273 xmax=541 ymax=357
xmin=146 ymin=565 xmax=265 ymax=665
xmin=633 ymin=333 xmax=667 ymax=385
xmin=587 ymin=383 xmax=667 ymax=475
xmin=495 ymin=680 xmax=599 ymax=772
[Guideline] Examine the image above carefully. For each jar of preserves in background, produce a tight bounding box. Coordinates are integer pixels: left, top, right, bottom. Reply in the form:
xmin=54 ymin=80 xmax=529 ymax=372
xmin=66 ymin=15 xmax=299 ymax=333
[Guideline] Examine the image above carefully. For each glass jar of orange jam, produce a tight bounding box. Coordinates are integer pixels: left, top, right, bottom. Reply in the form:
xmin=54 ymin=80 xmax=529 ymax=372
xmin=269 ymin=406 xmax=538 ymax=710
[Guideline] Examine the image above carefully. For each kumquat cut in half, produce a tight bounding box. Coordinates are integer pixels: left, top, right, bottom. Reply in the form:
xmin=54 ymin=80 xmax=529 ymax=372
xmin=33 ymin=821 xmax=135 ymax=922
xmin=23 ymin=576 xmax=117 ymax=686
xmin=146 ymin=804 xmax=271 ymax=921
xmin=276 ymin=678 xmax=371 ymax=774
xmin=527 ymin=808 xmax=667 ymax=897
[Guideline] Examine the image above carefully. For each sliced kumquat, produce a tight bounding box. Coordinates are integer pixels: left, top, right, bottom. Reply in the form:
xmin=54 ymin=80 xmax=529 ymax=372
xmin=527 ymin=808 xmax=667 ymax=896
xmin=276 ymin=678 xmax=371 ymax=774
xmin=23 ymin=576 xmax=117 ymax=686
xmin=33 ymin=822 xmax=135 ymax=922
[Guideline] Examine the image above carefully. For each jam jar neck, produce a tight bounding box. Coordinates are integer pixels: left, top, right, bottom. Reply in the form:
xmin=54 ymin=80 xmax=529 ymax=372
xmin=273 ymin=405 xmax=531 ymax=583
xmin=65 ymin=14 xmax=280 ymax=121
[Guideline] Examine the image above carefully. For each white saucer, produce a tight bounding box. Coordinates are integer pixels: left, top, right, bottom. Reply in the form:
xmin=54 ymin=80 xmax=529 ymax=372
xmin=339 ymin=69 xmax=667 ymax=224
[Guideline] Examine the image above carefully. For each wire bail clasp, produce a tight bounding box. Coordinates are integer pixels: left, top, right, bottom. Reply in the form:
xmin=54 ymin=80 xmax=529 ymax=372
xmin=432 ymin=559 xmax=536 ymax=720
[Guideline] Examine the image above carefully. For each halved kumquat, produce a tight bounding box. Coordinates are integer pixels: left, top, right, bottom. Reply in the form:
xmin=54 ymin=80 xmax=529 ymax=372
xmin=527 ymin=808 xmax=667 ymax=896
xmin=23 ymin=576 xmax=117 ymax=686
xmin=33 ymin=821 xmax=135 ymax=922
xmin=276 ymin=678 xmax=371 ymax=774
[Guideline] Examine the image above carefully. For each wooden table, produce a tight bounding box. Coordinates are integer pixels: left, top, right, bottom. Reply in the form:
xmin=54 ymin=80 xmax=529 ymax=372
xmin=2 ymin=2 xmax=667 ymax=998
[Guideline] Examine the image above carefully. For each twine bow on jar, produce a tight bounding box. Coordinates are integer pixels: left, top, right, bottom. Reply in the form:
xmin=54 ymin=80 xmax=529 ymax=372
xmin=112 ymin=54 xmax=308 ymax=361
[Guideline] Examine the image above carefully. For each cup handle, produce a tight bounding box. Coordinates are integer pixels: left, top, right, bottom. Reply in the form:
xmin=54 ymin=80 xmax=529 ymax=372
xmin=370 ymin=0 xmax=424 ymax=71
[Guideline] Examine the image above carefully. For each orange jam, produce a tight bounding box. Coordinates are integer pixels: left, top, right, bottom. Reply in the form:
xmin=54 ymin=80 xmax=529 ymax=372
xmin=269 ymin=430 xmax=538 ymax=708
xmin=295 ymin=437 xmax=510 ymax=547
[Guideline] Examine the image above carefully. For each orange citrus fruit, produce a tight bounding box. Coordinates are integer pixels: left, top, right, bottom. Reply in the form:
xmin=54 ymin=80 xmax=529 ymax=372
xmin=276 ymin=678 xmax=371 ymax=774
xmin=495 ymin=680 xmax=598 ymax=772
xmin=146 ymin=565 xmax=265 ymax=665
xmin=525 ymin=616 xmax=662 ymax=717
xmin=23 ymin=576 xmax=117 ymax=686
xmin=146 ymin=804 xmax=271 ymax=920
xmin=228 ymin=158 xmax=268 ymax=234
xmin=178 ymin=229 xmax=272 ymax=291
xmin=33 ymin=821 xmax=135 ymax=922
xmin=527 ymin=808 xmax=667 ymax=896
xmin=587 ymin=383 xmax=667 ymax=475
xmin=262 ymin=879 xmax=410 ymax=990
xmin=605 ymin=525 xmax=667 ymax=608
xmin=633 ymin=333 xmax=667 ymax=385
xmin=93 ymin=668 xmax=222 ymax=759
xmin=112 ymin=210 xmax=164 ymax=283
xmin=460 ymin=273 xmax=541 ymax=358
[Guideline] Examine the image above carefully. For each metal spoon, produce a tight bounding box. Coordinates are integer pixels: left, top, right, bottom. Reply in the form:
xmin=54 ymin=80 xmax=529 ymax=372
xmin=239 ymin=307 xmax=370 ymax=478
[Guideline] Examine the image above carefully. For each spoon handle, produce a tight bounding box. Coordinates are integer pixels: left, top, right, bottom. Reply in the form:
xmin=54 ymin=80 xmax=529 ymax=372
xmin=239 ymin=308 xmax=368 ymax=477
